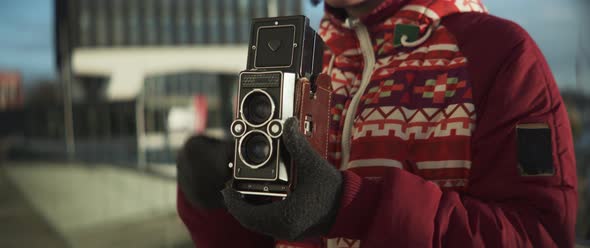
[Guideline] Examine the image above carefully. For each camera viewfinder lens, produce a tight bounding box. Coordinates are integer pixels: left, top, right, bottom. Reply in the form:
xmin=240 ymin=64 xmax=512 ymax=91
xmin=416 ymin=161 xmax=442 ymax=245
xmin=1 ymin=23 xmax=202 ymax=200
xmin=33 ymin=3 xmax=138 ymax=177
xmin=242 ymin=90 xmax=274 ymax=126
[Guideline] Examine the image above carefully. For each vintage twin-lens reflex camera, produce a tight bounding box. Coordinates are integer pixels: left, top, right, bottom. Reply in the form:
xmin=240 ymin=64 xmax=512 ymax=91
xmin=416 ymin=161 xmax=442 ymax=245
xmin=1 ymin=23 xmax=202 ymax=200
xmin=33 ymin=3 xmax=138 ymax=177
xmin=229 ymin=15 xmax=332 ymax=198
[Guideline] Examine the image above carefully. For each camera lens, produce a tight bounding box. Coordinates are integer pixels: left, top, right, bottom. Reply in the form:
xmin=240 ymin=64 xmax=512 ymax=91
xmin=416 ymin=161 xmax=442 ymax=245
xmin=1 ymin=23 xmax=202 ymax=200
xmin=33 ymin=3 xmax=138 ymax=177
xmin=240 ymin=131 xmax=272 ymax=168
xmin=241 ymin=90 xmax=274 ymax=126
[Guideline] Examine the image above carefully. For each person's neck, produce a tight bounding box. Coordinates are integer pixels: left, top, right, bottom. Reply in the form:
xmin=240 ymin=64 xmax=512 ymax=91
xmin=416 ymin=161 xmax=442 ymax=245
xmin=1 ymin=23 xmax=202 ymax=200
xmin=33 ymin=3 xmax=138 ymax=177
xmin=345 ymin=0 xmax=386 ymax=18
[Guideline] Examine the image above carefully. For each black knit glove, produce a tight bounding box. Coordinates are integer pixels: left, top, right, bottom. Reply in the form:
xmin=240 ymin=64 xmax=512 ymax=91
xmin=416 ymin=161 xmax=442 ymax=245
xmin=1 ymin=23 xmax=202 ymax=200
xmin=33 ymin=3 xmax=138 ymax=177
xmin=222 ymin=118 xmax=343 ymax=241
xmin=177 ymin=135 xmax=233 ymax=209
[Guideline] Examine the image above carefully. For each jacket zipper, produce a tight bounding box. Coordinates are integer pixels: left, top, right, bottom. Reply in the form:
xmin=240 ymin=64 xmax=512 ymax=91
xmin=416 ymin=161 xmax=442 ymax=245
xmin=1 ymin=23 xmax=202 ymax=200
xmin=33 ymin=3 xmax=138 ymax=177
xmin=340 ymin=19 xmax=376 ymax=169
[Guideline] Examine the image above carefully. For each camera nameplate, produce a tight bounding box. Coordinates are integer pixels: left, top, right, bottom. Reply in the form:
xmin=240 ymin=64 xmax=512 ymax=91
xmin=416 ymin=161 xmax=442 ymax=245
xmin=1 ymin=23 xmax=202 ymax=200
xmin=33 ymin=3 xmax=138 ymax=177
xmin=280 ymin=73 xmax=297 ymax=120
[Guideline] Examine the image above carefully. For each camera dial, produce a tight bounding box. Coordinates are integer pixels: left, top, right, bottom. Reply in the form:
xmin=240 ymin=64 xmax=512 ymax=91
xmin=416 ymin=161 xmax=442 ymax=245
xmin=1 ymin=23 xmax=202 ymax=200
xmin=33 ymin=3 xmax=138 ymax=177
xmin=267 ymin=119 xmax=284 ymax=138
xmin=231 ymin=120 xmax=247 ymax=137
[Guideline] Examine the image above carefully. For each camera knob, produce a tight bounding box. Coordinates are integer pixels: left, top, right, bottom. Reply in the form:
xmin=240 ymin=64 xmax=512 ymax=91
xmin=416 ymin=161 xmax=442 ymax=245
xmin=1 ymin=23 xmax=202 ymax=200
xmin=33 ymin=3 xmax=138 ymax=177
xmin=267 ymin=120 xmax=283 ymax=138
xmin=231 ymin=120 xmax=247 ymax=138
xmin=235 ymin=124 xmax=244 ymax=133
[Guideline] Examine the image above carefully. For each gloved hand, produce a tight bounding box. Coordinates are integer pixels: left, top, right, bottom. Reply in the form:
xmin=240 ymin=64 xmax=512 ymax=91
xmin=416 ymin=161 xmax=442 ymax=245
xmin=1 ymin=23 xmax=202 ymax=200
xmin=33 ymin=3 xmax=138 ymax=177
xmin=222 ymin=118 xmax=343 ymax=241
xmin=177 ymin=135 xmax=233 ymax=209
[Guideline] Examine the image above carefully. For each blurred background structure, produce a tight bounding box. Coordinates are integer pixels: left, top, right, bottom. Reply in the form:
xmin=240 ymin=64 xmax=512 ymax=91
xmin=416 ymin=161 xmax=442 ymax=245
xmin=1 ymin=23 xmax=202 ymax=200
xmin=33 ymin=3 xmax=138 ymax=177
xmin=1 ymin=0 xmax=322 ymax=247
xmin=0 ymin=0 xmax=589 ymax=247
xmin=52 ymin=0 xmax=320 ymax=166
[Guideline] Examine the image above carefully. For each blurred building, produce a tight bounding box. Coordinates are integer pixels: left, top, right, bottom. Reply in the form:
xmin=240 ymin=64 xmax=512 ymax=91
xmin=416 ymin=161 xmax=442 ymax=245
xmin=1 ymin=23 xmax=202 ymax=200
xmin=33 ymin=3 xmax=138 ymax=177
xmin=0 ymin=71 xmax=23 ymax=110
xmin=0 ymin=71 xmax=23 ymax=159
xmin=577 ymin=0 xmax=590 ymax=95
xmin=52 ymin=0 xmax=319 ymax=165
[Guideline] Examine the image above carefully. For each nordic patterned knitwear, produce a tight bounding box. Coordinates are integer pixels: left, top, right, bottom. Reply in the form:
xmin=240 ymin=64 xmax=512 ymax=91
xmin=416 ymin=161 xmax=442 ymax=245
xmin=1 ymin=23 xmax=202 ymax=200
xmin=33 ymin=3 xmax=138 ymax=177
xmin=320 ymin=0 xmax=486 ymax=191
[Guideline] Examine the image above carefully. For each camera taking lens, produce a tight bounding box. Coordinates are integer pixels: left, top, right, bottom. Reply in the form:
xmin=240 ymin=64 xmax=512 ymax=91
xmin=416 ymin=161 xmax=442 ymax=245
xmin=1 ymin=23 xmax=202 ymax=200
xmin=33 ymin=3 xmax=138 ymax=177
xmin=240 ymin=131 xmax=272 ymax=168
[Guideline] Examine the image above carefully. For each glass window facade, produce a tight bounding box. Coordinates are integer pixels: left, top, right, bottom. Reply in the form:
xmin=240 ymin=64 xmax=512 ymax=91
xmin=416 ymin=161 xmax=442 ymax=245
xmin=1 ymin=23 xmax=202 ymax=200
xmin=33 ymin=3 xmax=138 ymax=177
xmin=58 ymin=0 xmax=307 ymax=49
xmin=53 ymin=0 xmax=308 ymax=164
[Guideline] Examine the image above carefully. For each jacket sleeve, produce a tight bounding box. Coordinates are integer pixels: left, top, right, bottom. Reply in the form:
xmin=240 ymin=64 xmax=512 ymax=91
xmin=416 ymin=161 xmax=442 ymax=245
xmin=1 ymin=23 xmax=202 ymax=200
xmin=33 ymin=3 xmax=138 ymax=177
xmin=325 ymin=17 xmax=577 ymax=248
xmin=177 ymin=188 xmax=275 ymax=247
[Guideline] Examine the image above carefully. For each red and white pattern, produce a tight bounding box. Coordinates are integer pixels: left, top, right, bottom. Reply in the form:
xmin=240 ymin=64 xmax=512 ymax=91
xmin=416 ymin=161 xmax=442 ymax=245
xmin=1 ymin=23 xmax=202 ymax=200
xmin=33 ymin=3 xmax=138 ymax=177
xmin=454 ymin=0 xmax=488 ymax=12
xmin=353 ymin=103 xmax=476 ymax=140
xmin=315 ymin=0 xmax=488 ymax=248
xmin=327 ymin=238 xmax=360 ymax=248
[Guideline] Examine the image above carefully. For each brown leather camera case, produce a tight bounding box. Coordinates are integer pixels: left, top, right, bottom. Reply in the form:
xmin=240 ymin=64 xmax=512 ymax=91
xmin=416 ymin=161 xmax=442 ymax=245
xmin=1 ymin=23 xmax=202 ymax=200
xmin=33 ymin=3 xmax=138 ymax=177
xmin=295 ymin=73 xmax=333 ymax=160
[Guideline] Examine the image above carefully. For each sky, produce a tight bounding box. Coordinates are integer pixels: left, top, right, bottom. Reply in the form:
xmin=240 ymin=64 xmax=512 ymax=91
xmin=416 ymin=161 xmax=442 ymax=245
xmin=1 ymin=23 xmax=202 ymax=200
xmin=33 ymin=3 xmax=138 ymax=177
xmin=485 ymin=0 xmax=582 ymax=91
xmin=0 ymin=0 xmax=586 ymax=91
xmin=0 ymin=0 xmax=56 ymax=84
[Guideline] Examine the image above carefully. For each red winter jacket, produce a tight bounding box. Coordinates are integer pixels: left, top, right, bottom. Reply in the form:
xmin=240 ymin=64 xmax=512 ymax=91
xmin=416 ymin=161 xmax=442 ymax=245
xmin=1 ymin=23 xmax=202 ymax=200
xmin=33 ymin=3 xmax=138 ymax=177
xmin=178 ymin=0 xmax=577 ymax=247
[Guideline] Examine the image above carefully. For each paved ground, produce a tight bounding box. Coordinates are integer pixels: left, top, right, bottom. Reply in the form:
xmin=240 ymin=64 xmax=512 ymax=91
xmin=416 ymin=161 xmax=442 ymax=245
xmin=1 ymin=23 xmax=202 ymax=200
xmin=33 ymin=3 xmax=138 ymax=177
xmin=0 ymin=167 xmax=69 ymax=247
xmin=2 ymin=161 xmax=589 ymax=248
xmin=0 ymin=162 xmax=192 ymax=248
xmin=66 ymin=212 xmax=192 ymax=248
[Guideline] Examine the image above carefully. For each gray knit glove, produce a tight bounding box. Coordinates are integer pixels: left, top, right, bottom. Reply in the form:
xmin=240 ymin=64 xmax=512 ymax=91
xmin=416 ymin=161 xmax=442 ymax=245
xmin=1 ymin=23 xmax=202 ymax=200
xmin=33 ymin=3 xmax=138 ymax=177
xmin=222 ymin=117 xmax=343 ymax=241
xmin=177 ymin=135 xmax=233 ymax=209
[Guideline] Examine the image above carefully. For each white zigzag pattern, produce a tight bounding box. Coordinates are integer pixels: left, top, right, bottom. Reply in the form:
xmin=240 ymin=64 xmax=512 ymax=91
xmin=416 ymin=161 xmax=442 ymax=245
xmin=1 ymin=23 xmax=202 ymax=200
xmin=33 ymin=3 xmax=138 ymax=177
xmin=353 ymin=122 xmax=474 ymax=140
xmin=331 ymin=69 xmax=359 ymax=96
xmin=326 ymin=238 xmax=361 ymax=248
xmin=454 ymin=0 xmax=488 ymax=13
xmin=353 ymin=103 xmax=476 ymax=140
xmin=319 ymin=20 xmax=340 ymax=44
xmin=398 ymin=57 xmax=467 ymax=68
